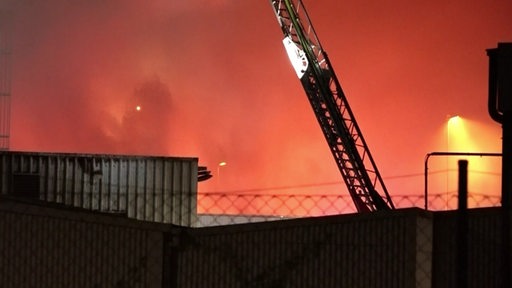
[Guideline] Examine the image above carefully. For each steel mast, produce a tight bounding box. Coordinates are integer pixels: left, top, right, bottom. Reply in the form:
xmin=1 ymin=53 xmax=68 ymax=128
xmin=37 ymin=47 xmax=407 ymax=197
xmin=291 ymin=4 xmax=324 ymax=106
xmin=269 ymin=0 xmax=394 ymax=212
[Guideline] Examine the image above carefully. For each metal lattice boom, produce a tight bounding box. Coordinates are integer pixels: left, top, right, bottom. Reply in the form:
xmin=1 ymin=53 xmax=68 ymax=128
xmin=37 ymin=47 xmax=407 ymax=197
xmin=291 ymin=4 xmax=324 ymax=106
xmin=270 ymin=0 xmax=394 ymax=212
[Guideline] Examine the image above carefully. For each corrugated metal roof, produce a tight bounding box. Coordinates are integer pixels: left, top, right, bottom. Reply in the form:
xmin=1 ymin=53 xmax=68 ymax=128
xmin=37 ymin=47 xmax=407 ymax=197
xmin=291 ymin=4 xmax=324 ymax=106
xmin=0 ymin=151 xmax=198 ymax=225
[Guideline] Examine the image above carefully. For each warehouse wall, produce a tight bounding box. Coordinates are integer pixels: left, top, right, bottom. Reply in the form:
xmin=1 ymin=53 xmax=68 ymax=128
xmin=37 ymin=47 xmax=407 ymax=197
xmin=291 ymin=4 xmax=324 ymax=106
xmin=1 ymin=197 xmax=434 ymax=288
xmin=175 ymin=208 xmax=433 ymax=288
xmin=432 ymin=207 xmax=512 ymax=288
xmin=0 ymin=151 xmax=198 ymax=225
xmin=0 ymin=197 xmax=172 ymax=288
xmin=5 ymin=188 xmax=508 ymax=287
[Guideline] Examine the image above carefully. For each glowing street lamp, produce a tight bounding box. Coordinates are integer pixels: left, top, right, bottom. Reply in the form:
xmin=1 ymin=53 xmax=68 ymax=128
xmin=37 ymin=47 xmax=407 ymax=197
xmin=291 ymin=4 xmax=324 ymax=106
xmin=217 ymin=161 xmax=227 ymax=188
xmin=446 ymin=115 xmax=461 ymax=205
xmin=448 ymin=115 xmax=460 ymax=125
xmin=447 ymin=115 xmax=461 ymax=152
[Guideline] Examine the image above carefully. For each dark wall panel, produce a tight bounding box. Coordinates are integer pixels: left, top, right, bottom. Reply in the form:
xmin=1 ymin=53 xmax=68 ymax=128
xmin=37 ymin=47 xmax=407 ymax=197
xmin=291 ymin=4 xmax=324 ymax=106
xmin=177 ymin=208 xmax=433 ymax=288
xmin=0 ymin=198 xmax=169 ymax=287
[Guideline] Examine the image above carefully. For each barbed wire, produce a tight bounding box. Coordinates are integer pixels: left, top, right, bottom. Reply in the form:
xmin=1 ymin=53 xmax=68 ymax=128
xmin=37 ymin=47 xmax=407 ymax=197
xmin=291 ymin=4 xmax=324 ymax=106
xmin=196 ymin=192 xmax=502 ymax=226
xmin=201 ymin=168 xmax=500 ymax=194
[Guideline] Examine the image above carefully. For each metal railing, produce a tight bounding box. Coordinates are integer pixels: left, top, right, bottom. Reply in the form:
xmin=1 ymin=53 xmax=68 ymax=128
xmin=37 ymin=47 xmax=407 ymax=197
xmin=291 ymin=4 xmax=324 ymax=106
xmin=424 ymin=152 xmax=502 ymax=210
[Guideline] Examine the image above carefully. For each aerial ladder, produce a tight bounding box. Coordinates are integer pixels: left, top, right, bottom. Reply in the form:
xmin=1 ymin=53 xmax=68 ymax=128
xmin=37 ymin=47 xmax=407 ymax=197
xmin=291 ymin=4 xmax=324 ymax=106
xmin=269 ymin=0 xmax=394 ymax=212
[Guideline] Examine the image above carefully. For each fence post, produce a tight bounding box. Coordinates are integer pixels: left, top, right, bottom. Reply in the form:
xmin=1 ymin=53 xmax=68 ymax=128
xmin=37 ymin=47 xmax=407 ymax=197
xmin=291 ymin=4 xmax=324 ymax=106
xmin=457 ymin=160 xmax=468 ymax=288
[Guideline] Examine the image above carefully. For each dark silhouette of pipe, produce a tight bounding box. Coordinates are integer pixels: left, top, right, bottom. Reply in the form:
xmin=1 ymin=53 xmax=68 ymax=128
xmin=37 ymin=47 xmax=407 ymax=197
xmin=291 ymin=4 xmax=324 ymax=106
xmin=456 ymin=160 xmax=468 ymax=288
xmin=487 ymin=42 xmax=512 ymax=288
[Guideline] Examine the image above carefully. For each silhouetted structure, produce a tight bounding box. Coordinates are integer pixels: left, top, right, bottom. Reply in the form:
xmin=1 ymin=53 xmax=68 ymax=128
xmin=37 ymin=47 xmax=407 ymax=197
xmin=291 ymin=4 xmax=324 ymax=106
xmin=0 ymin=12 xmax=11 ymax=150
xmin=0 ymin=151 xmax=199 ymax=225
xmin=2 ymin=195 xmax=511 ymax=287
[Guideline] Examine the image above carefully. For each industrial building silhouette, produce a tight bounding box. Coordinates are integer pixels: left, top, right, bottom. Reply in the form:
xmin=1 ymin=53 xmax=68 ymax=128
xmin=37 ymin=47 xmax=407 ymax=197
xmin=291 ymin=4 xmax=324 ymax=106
xmin=0 ymin=151 xmax=509 ymax=287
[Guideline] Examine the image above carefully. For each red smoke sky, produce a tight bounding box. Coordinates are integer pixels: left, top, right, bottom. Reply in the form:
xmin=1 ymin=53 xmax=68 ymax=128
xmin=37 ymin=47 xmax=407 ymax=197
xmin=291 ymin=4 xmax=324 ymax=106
xmin=3 ymin=0 xmax=511 ymax=208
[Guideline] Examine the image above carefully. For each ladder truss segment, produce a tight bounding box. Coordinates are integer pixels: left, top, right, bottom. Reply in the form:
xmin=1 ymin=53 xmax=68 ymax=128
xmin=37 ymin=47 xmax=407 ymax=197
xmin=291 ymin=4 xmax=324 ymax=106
xmin=270 ymin=0 xmax=394 ymax=211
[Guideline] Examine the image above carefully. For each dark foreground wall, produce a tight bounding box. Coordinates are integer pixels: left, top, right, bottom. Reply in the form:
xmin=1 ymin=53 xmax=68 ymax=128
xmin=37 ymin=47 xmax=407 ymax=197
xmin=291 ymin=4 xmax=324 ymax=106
xmin=0 ymin=197 xmax=172 ymax=288
xmin=175 ymin=208 xmax=433 ymax=288
xmin=1 ymin=197 xmax=433 ymax=288
xmin=433 ymin=207 xmax=512 ymax=288
xmin=5 ymin=195 xmax=509 ymax=288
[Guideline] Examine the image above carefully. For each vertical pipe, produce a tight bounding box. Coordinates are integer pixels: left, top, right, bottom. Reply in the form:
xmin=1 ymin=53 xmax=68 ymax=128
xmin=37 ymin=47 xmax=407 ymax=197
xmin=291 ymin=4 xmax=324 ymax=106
xmin=502 ymin=112 xmax=511 ymax=288
xmin=457 ymin=160 xmax=468 ymax=288
xmin=500 ymin=44 xmax=512 ymax=209
xmin=487 ymin=42 xmax=512 ymax=288
xmin=502 ymin=113 xmax=512 ymax=288
xmin=458 ymin=160 xmax=468 ymax=210
xmin=424 ymin=155 xmax=428 ymax=210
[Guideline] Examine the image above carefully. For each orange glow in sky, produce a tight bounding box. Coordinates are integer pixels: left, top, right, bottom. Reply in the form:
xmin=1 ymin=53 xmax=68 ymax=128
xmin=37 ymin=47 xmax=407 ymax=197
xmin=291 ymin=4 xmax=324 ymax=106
xmin=3 ymin=0 xmax=511 ymax=214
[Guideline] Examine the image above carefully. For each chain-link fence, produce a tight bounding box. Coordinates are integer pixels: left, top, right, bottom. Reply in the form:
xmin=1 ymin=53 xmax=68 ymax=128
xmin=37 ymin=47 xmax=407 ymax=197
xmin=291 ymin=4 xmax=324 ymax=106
xmin=196 ymin=192 xmax=501 ymax=227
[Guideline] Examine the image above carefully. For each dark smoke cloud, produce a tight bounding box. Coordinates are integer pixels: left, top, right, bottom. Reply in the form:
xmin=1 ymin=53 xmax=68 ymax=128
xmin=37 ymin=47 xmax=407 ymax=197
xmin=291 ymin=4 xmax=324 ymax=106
xmin=3 ymin=0 xmax=511 ymax=199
